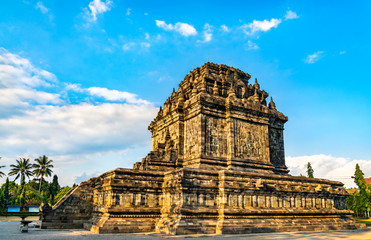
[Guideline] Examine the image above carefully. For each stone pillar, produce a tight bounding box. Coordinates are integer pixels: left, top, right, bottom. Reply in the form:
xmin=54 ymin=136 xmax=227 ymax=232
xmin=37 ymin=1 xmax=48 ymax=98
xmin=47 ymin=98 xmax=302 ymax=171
xmin=326 ymin=199 xmax=331 ymax=209
xmin=284 ymin=196 xmax=290 ymax=208
xmin=226 ymin=108 xmax=235 ymax=168
xmin=238 ymin=195 xmax=243 ymax=208
xmin=278 ymin=196 xmax=283 ymax=208
xmin=291 ymin=196 xmax=295 ymax=208
xmin=266 ymin=196 xmax=271 ymax=208
xmin=135 ymin=193 xmax=142 ymax=206
xmin=295 ymin=197 xmax=301 ymax=208
xmin=199 ymin=194 xmax=205 ymax=205
xmin=252 ymin=195 xmax=258 ymax=207
xmin=271 ymin=195 xmax=278 ymax=208
xmin=306 ymin=197 xmax=311 ymax=208
xmin=258 ymin=195 xmax=265 ymax=207
xmin=244 ymin=195 xmax=252 ymax=208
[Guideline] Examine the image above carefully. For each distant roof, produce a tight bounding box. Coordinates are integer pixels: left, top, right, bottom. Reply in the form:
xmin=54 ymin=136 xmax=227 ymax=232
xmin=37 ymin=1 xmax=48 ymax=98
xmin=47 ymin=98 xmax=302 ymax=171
xmin=346 ymin=188 xmax=357 ymax=194
xmin=365 ymin=177 xmax=371 ymax=185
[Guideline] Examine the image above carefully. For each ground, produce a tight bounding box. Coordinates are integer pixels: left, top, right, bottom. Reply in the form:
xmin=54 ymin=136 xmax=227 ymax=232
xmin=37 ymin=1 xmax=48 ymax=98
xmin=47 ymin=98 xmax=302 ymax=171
xmin=0 ymin=217 xmax=371 ymax=240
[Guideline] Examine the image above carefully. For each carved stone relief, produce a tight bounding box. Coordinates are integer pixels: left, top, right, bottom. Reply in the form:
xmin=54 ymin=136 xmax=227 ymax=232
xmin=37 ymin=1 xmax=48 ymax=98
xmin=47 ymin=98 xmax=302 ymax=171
xmin=184 ymin=116 xmax=201 ymax=159
xmin=234 ymin=119 xmax=268 ymax=161
xmin=204 ymin=116 xmax=227 ymax=157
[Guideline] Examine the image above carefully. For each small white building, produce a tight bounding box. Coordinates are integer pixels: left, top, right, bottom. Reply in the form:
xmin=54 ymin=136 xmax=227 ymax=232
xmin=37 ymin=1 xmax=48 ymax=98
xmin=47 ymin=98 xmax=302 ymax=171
xmin=28 ymin=205 xmax=40 ymax=213
xmin=7 ymin=205 xmax=21 ymax=212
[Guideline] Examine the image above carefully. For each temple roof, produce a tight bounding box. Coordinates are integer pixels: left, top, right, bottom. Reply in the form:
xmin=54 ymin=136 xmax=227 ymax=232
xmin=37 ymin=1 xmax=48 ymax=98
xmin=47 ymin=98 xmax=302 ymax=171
xmin=151 ymin=62 xmax=287 ymax=125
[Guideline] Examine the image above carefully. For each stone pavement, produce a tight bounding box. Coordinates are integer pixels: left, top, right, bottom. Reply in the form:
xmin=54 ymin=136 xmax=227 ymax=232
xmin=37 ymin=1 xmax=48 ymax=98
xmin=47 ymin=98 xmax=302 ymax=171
xmin=1 ymin=221 xmax=371 ymax=240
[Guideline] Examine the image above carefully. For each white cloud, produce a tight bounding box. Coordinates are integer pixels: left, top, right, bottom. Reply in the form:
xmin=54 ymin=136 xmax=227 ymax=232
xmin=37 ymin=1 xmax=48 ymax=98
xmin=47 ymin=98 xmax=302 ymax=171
xmin=87 ymin=0 xmax=112 ymax=21
xmin=145 ymin=33 xmax=150 ymax=40
xmin=155 ymin=20 xmax=173 ymax=31
xmin=220 ymin=24 xmax=230 ymax=32
xmin=155 ymin=20 xmax=197 ymax=37
xmin=122 ymin=41 xmax=150 ymax=52
xmin=86 ymin=87 xmax=150 ymax=104
xmin=0 ymin=48 xmax=158 ymax=186
xmin=340 ymin=51 xmax=347 ymax=55
xmin=304 ymin=51 xmax=324 ymax=64
xmin=35 ymin=1 xmax=48 ymax=14
xmin=74 ymin=171 xmax=100 ymax=184
xmin=242 ymin=18 xmax=282 ymax=35
xmin=246 ymin=40 xmax=259 ymax=50
xmin=284 ymin=10 xmax=299 ymax=20
xmin=122 ymin=42 xmax=135 ymax=51
xmin=0 ymin=48 xmax=60 ymax=114
xmin=126 ymin=8 xmax=131 ymax=16
xmin=198 ymin=23 xmax=212 ymax=43
xmin=0 ymin=103 xmax=156 ymax=155
xmin=287 ymin=154 xmax=371 ymax=188
xmin=140 ymin=42 xmax=151 ymax=49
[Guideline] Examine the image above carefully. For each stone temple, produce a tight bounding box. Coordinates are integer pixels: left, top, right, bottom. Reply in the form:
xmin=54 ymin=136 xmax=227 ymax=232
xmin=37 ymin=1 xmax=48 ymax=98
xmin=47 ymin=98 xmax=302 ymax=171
xmin=40 ymin=62 xmax=365 ymax=234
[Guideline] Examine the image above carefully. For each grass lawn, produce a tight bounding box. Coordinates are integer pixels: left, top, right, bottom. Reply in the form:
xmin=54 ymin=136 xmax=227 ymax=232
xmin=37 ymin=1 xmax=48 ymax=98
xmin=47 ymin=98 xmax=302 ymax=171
xmin=357 ymin=217 xmax=371 ymax=226
xmin=0 ymin=216 xmax=39 ymax=221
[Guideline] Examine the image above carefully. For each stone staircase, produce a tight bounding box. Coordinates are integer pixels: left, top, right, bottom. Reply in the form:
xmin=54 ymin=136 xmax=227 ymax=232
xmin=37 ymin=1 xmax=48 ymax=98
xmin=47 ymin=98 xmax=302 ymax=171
xmin=40 ymin=179 xmax=96 ymax=229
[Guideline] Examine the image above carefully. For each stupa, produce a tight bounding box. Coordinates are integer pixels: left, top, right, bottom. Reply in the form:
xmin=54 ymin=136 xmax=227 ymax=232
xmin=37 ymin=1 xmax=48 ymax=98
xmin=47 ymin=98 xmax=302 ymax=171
xmin=40 ymin=62 xmax=365 ymax=234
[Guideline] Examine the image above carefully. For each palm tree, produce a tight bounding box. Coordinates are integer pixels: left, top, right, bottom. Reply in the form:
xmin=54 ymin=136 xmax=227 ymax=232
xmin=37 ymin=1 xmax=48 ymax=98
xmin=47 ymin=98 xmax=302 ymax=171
xmin=0 ymin=157 xmax=5 ymax=178
xmin=9 ymin=158 xmax=33 ymax=184
xmin=0 ymin=165 xmax=5 ymax=178
xmin=33 ymin=155 xmax=54 ymax=192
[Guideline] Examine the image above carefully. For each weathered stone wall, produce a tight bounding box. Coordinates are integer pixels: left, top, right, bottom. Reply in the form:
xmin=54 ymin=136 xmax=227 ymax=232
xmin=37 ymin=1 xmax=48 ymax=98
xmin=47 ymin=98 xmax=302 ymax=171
xmin=88 ymin=168 xmax=164 ymax=233
xmin=156 ymin=168 xmax=363 ymax=234
xmin=40 ymin=179 xmax=96 ymax=229
xmin=183 ymin=114 xmax=202 ymax=165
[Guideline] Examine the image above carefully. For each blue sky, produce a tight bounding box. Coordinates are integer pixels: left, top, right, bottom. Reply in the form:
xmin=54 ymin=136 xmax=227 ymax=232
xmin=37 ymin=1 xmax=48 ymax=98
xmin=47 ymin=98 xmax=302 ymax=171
xmin=0 ymin=0 xmax=370 ymax=187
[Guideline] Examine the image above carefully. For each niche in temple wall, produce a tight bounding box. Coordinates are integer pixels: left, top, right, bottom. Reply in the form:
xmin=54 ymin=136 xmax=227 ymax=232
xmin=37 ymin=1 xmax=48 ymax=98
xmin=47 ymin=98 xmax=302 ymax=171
xmin=204 ymin=116 xmax=227 ymax=158
xmin=184 ymin=116 xmax=201 ymax=160
xmin=234 ymin=119 xmax=269 ymax=162
xmin=268 ymin=127 xmax=285 ymax=168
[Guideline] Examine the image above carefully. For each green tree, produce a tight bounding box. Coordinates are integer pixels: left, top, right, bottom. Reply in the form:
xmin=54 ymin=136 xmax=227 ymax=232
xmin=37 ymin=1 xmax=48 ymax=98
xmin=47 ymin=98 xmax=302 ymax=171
xmin=355 ymin=163 xmax=366 ymax=190
xmin=9 ymin=158 xmax=33 ymax=208
xmin=3 ymin=177 xmax=10 ymax=205
xmin=0 ymin=190 xmax=6 ymax=210
xmin=53 ymin=186 xmax=72 ymax=205
xmin=49 ymin=175 xmax=60 ymax=203
xmin=353 ymin=163 xmax=369 ymax=217
xmin=2 ymin=179 xmax=17 ymax=205
xmin=16 ymin=185 xmax=26 ymax=209
xmin=0 ymin=157 xmax=5 ymax=178
xmin=306 ymin=162 xmax=314 ymax=178
xmin=32 ymin=155 xmax=54 ymax=193
xmin=9 ymin=158 xmax=33 ymax=185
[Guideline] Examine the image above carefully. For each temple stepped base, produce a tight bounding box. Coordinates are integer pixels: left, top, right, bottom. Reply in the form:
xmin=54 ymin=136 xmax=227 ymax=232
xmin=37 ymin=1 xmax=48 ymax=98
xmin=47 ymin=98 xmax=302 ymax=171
xmin=40 ymin=167 xmax=367 ymax=234
xmin=157 ymin=216 xmax=365 ymax=235
xmin=90 ymin=216 xmax=160 ymax=234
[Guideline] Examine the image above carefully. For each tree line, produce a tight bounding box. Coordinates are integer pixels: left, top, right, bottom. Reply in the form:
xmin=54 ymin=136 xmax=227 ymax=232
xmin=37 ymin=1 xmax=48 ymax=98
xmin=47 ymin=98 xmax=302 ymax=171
xmin=346 ymin=164 xmax=371 ymax=218
xmin=303 ymin=162 xmax=370 ymax=218
xmin=0 ymin=156 xmax=71 ymax=211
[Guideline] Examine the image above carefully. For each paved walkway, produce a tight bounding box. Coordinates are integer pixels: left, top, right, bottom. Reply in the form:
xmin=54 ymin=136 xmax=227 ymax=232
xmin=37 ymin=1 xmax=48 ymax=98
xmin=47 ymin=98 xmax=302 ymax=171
xmin=1 ymin=221 xmax=370 ymax=240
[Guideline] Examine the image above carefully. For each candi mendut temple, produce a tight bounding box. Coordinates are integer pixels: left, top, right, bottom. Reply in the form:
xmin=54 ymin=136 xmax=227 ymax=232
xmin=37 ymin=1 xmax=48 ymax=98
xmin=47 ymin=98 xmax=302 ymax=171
xmin=40 ymin=62 xmax=365 ymax=234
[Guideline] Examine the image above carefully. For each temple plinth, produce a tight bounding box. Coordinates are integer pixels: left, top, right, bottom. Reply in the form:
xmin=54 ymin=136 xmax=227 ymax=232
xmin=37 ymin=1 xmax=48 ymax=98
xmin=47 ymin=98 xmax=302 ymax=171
xmin=40 ymin=63 xmax=365 ymax=234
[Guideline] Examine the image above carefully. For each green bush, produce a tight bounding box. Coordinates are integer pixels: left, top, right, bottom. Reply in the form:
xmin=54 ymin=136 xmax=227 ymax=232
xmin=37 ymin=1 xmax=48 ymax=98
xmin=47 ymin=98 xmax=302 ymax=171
xmin=53 ymin=186 xmax=72 ymax=205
